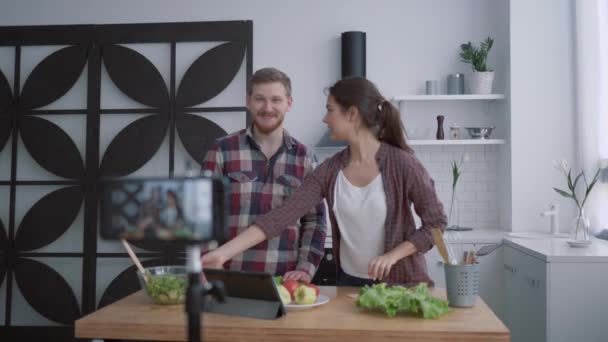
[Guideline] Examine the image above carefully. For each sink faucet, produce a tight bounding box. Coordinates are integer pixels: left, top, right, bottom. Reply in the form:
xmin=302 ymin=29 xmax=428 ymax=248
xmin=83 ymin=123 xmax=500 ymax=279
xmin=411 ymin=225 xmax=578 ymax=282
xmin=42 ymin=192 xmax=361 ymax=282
xmin=540 ymin=203 xmax=559 ymax=235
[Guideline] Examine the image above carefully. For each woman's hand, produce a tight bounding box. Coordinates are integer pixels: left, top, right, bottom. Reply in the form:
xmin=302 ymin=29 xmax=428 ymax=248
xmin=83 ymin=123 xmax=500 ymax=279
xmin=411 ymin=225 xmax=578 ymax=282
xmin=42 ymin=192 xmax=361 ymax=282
xmin=283 ymin=270 xmax=312 ymax=283
xmin=201 ymin=249 xmax=228 ymax=269
xmin=368 ymin=241 xmax=417 ymax=280
xmin=368 ymin=251 xmax=399 ymax=281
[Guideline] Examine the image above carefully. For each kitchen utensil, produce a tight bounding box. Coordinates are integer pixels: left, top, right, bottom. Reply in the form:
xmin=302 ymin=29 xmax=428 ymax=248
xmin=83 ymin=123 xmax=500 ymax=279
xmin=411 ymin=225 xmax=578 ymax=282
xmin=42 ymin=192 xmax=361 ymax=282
xmin=464 ymin=127 xmax=494 ymax=139
xmin=447 ymin=73 xmax=464 ymax=94
xmin=436 ymin=115 xmax=445 ymax=140
xmin=444 ymin=263 xmax=480 ymax=307
xmin=426 ymin=80 xmax=439 ymax=95
xmin=475 ymin=243 xmax=502 ymax=257
xmin=444 ymin=229 xmax=463 ymax=265
xmin=285 ymin=294 xmax=330 ymax=311
xmin=431 ymin=228 xmax=455 ymax=265
xmin=121 ymin=238 xmax=148 ymax=284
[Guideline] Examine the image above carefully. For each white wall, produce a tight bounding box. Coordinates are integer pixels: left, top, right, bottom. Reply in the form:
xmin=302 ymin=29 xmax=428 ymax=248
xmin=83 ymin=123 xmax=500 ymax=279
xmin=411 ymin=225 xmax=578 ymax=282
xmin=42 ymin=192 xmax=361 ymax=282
xmin=510 ymin=0 xmax=577 ymax=232
xmin=0 ymin=0 xmax=577 ymax=233
xmin=0 ymin=0 xmax=507 ymax=146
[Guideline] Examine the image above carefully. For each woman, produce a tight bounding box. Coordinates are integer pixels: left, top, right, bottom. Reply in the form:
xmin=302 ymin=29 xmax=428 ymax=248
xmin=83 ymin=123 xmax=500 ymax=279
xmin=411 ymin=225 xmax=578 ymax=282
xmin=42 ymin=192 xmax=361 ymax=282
xmin=203 ymin=77 xmax=447 ymax=286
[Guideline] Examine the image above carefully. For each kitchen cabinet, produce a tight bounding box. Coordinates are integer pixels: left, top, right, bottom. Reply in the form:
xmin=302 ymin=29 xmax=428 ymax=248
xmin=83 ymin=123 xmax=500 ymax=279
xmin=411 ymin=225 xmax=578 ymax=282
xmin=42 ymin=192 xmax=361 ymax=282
xmin=426 ymin=242 xmax=505 ymax=322
xmin=502 ymin=239 xmax=608 ymax=342
xmin=503 ymin=244 xmax=546 ymax=342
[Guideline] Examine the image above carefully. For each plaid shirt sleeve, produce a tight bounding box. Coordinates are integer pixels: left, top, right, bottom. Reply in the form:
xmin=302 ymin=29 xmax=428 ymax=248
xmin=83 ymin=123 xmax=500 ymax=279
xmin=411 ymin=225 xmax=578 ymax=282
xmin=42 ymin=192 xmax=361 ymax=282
xmin=200 ymin=142 xmax=223 ymax=254
xmin=406 ymin=156 xmax=448 ymax=253
xmin=294 ymin=151 xmax=327 ymax=278
xmin=201 ymin=142 xmax=223 ymax=177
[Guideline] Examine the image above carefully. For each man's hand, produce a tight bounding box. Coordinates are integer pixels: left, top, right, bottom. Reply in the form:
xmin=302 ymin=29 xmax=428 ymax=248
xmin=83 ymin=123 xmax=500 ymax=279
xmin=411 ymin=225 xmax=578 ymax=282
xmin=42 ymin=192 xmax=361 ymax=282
xmin=201 ymin=250 xmax=228 ymax=269
xmin=283 ymin=270 xmax=312 ymax=283
xmin=368 ymin=251 xmax=399 ymax=281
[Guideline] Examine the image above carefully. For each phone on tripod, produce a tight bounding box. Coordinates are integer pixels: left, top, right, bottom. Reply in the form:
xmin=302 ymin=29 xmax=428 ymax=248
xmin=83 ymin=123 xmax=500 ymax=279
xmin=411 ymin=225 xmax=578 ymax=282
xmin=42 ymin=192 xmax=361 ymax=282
xmin=100 ymin=176 xmax=227 ymax=245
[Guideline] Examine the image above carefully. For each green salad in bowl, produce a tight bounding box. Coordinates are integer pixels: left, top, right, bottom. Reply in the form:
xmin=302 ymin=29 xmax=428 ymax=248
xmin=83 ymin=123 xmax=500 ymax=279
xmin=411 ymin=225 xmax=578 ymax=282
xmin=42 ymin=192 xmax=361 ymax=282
xmin=137 ymin=266 xmax=188 ymax=305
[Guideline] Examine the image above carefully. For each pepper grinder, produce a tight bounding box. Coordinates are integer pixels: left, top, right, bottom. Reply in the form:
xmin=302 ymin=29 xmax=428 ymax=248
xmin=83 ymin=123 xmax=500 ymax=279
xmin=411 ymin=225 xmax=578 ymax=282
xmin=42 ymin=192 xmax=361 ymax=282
xmin=436 ymin=115 xmax=445 ymax=140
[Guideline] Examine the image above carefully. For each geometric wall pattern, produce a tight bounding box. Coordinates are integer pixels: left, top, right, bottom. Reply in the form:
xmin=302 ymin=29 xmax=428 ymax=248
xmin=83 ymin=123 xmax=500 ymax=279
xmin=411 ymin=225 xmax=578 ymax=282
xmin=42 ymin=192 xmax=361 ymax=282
xmin=0 ymin=21 xmax=252 ymax=341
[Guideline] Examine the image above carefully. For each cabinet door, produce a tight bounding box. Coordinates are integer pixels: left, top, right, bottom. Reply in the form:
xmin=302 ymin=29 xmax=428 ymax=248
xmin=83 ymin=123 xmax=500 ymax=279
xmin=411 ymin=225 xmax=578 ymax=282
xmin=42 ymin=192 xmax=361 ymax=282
xmin=516 ymin=249 xmax=547 ymax=342
xmin=503 ymin=246 xmax=523 ymax=341
xmin=504 ymin=245 xmax=547 ymax=342
xmin=474 ymin=243 xmax=505 ymax=322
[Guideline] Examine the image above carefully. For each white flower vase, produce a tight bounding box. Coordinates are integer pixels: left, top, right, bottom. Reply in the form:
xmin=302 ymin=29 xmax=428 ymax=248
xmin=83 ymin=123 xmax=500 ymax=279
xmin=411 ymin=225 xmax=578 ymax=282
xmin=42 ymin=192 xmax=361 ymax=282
xmin=466 ymin=71 xmax=494 ymax=94
xmin=571 ymin=209 xmax=591 ymax=241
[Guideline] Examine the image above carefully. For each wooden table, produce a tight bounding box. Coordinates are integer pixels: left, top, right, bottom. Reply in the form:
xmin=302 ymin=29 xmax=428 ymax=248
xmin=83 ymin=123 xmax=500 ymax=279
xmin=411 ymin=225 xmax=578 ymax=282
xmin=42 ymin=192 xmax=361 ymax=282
xmin=75 ymin=286 xmax=509 ymax=341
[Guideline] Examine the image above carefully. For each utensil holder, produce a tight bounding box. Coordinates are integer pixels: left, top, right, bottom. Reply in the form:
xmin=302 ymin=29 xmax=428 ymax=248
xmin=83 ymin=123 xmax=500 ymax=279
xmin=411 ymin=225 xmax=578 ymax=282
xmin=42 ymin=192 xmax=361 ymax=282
xmin=444 ymin=263 xmax=480 ymax=307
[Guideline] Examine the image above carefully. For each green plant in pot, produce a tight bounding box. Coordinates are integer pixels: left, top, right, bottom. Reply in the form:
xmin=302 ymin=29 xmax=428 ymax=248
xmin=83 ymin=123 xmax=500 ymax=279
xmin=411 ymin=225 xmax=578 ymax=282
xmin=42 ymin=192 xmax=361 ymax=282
xmin=459 ymin=37 xmax=495 ymax=94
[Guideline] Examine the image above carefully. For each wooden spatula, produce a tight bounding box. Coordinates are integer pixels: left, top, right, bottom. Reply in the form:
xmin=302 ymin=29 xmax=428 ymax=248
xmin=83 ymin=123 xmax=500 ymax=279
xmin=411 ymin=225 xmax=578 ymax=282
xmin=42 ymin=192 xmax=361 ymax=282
xmin=431 ymin=228 xmax=453 ymax=265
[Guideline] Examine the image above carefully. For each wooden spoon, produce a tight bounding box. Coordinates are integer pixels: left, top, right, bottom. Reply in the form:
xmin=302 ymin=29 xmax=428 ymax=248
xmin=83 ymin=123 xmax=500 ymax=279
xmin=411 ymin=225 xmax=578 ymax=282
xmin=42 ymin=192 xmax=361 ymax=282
xmin=431 ymin=228 xmax=453 ymax=265
xmin=121 ymin=239 xmax=149 ymax=284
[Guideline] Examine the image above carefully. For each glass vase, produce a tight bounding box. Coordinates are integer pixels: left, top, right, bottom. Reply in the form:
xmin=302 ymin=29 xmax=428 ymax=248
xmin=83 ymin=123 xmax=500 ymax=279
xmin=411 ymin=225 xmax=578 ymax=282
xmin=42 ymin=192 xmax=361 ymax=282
xmin=571 ymin=208 xmax=591 ymax=241
xmin=448 ymin=193 xmax=460 ymax=229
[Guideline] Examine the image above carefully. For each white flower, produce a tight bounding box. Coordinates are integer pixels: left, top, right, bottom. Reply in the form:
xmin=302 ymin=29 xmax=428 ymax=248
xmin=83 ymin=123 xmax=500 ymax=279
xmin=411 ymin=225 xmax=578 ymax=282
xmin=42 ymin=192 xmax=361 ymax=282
xmin=599 ymin=158 xmax=608 ymax=169
xmin=554 ymin=159 xmax=570 ymax=175
xmin=561 ymin=159 xmax=570 ymax=175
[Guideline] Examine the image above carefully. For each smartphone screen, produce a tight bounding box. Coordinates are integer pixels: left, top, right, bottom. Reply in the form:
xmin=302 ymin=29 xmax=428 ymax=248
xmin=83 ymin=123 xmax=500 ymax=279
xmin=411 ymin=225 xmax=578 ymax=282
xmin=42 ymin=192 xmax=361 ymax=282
xmin=100 ymin=176 xmax=226 ymax=244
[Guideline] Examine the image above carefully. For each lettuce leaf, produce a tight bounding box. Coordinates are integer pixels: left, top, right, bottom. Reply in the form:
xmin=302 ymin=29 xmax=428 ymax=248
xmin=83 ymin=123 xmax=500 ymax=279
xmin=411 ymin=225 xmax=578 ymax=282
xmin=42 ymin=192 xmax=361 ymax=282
xmin=356 ymin=283 xmax=451 ymax=319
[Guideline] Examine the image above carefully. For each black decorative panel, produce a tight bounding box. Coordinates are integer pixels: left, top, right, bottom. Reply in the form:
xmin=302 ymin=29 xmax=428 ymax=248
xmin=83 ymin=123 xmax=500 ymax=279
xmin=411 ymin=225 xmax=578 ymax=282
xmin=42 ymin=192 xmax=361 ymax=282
xmin=14 ymin=186 xmax=83 ymax=251
xmin=0 ymin=70 xmax=11 ymax=152
xmin=0 ymin=21 xmax=253 ymax=340
xmin=13 ymin=258 xmax=80 ymax=324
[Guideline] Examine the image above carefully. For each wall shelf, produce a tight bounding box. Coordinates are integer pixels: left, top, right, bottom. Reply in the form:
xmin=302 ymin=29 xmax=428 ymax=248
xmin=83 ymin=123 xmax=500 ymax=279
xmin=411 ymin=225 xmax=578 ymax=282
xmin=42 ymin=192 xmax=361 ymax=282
xmin=392 ymin=94 xmax=505 ymax=101
xmin=409 ymin=139 xmax=506 ymax=145
xmin=315 ymin=139 xmax=506 ymax=156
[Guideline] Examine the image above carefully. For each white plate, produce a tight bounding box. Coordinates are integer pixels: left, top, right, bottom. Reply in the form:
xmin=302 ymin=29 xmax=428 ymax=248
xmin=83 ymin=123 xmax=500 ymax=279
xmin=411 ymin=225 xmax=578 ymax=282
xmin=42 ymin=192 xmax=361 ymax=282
xmin=285 ymin=294 xmax=330 ymax=311
xmin=566 ymin=239 xmax=592 ymax=248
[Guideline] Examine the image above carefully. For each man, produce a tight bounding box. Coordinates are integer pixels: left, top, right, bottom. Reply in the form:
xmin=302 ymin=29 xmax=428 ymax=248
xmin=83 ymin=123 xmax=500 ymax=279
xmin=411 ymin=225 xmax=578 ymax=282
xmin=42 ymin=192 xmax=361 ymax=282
xmin=201 ymin=67 xmax=326 ymax=282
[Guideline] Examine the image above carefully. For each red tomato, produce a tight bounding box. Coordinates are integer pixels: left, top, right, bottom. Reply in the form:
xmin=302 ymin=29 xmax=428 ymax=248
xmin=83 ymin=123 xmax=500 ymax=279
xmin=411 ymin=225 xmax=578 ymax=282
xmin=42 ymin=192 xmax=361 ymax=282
xmin=282 ymin=279 xmax=299 ymax=299
xmin=306 ymin=283 xmax=320 ymax=297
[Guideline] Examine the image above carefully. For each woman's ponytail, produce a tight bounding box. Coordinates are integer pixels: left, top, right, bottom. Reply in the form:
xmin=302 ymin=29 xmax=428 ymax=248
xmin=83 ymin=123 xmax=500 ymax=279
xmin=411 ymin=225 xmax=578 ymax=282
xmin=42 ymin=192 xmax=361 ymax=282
xmin=378 ymin=100 xmax=412 ymax=153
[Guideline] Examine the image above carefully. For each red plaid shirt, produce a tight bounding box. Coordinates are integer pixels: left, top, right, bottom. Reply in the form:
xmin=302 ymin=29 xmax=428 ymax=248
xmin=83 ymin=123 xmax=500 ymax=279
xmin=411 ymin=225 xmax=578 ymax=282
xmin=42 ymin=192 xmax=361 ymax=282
xmin=202 ymin=127 xmax=326 ymax=278
xmin=255 ymin=142 xmax=447 ymax=285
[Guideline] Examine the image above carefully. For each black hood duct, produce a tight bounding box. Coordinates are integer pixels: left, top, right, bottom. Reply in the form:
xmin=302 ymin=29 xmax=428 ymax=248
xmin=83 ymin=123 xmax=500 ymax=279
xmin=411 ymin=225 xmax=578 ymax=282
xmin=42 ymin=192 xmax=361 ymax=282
xmin=341 ymin=31 xmax=366 ymax=78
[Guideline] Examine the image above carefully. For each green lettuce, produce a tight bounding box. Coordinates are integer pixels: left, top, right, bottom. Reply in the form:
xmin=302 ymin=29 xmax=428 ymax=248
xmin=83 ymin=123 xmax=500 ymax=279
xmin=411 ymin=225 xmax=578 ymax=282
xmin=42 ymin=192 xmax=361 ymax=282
xmin=356 ymin=283 xmax=451 ymax=319
xmin=145 ymin=274 xmax=187 ymax=305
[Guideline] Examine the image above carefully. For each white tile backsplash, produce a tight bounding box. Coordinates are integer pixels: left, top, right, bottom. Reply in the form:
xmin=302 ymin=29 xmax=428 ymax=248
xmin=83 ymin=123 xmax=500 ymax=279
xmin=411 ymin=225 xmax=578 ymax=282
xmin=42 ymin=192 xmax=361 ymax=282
xmin=414 ymin=145 xmax=500 ymax=230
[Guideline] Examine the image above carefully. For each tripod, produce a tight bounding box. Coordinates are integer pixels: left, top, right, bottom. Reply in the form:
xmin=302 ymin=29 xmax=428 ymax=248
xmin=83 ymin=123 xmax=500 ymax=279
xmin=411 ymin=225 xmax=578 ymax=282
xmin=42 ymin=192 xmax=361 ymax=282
xmin=185 ymin=245 xmax=226 ymax=342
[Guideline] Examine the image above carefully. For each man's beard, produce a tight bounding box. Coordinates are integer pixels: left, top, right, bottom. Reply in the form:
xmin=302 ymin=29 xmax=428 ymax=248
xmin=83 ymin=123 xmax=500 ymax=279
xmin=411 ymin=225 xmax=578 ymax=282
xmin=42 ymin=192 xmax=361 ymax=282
xmin=253 ymin=112 xmax=284 ymax=134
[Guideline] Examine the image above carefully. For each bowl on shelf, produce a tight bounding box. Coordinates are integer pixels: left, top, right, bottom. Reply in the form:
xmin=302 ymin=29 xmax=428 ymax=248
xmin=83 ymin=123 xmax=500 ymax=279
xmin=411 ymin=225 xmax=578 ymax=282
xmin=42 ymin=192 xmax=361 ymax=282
xmin=137 ymin=265 xmax=188 ymax=305
xmin=464 ymin=127 xmax=495 ymax=139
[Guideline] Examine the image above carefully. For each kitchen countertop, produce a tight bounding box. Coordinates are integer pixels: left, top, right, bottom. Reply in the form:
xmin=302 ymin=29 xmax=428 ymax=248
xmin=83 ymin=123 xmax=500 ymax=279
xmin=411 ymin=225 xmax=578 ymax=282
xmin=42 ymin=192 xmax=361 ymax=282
xmin=75 ymin=286 xmax=509 ymax=342
xmin=444 ymin=228 xmax=506 ymax=244
xmin=439 ymin=228 xmax=608 ymax=263
xmin=503 ymin=236 xmax=608 ymax=263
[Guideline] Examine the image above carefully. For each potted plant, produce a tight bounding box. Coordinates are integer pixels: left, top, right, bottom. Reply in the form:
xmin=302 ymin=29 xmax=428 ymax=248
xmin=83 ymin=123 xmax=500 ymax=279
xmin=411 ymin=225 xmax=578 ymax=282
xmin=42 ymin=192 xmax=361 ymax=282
xmin=459 ymin=37 xmax=494 ymax=94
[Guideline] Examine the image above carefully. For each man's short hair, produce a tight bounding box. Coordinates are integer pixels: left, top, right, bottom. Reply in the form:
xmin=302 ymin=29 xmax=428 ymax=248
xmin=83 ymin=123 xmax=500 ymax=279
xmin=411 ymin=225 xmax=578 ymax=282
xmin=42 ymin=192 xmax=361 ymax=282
xmin=248 ymin=67 xmax=292 ymax=97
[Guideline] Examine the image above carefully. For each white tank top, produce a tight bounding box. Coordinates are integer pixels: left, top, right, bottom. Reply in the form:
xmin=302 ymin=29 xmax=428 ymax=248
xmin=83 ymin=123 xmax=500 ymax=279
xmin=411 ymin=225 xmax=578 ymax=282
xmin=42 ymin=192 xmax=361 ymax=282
xmin=333 ymin=170 xmax=387 ymax=279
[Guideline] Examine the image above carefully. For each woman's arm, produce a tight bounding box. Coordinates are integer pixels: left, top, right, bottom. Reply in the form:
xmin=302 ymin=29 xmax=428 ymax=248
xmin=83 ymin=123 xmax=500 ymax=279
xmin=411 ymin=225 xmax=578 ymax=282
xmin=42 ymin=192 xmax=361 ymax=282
xmin=201 ymin=224 xmax=266 ymax=268
xmin=368 ymin=241 xmax=417 ymax=280
xmin=202 ymin=159 xmax=331 ymax=268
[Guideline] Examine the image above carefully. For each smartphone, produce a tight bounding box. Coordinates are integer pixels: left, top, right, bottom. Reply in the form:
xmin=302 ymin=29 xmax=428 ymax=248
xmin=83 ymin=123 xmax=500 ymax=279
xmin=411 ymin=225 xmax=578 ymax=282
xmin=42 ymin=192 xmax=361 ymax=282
xmin=100 ymin=176 xmax=227 ymax=244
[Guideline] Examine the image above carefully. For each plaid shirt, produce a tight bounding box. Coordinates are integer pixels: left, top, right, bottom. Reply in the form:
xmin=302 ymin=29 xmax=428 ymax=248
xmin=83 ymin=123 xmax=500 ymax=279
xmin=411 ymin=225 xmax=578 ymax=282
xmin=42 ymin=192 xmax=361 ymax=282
xmin=255 ymin=142 xmax=447 ymax=285
xmin=202 ymin=127 xmax=326 ymax=278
